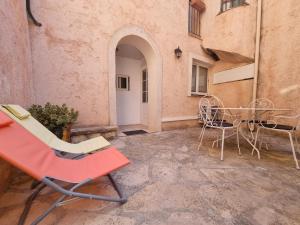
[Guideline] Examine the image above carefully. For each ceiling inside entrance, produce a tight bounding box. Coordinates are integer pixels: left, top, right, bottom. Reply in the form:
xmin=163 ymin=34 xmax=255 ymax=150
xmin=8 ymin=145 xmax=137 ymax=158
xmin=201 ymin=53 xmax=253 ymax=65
xmin=116 ymin=44 xmax=144 ymax=60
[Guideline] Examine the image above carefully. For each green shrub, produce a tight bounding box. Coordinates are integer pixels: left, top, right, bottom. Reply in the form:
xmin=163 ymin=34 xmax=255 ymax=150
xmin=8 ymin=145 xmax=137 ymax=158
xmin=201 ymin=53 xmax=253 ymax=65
xmin=28 ymin=103 xmax=78 ymax=138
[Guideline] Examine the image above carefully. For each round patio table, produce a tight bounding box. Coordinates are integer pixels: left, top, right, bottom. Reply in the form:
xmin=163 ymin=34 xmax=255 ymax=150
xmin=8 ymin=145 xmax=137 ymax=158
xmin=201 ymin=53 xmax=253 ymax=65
xmin=217 ymin=107 xmax=292 ymax=159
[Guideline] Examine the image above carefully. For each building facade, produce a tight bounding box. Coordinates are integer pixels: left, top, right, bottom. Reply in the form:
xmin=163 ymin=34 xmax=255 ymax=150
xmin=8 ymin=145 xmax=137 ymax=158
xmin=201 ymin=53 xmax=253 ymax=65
xmin=1 ymin=0 xmax=299 ymax=132
xmin=0 ymin=0 xmax=300 ymax=190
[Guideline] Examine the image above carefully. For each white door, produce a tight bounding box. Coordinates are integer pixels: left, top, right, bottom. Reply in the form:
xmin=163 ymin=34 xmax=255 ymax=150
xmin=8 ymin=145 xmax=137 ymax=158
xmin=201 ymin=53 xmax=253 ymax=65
xmin=116 ymin=57 xmax=141 ymax=125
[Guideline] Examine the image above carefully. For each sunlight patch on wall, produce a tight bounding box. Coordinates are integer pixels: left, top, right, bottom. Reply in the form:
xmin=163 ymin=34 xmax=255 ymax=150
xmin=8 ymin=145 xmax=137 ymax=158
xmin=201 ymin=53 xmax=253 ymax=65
xmin=280 ymin=85 xmax=300 ymax=95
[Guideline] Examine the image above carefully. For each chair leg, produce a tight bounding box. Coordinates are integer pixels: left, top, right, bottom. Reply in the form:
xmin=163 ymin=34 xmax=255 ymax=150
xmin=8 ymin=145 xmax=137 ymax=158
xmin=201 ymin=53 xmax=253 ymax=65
xmin=213 ymin=132 xmax=236 ymax=149
xmin=31 ymin=180 xmax=42 ymax=190
xmin=253 ymin=127 xmax=261 ymax=156
xmin=294 ymin=133 xmax=300 ymax=154
xmin=236 ymin=129 xmax=241 ymax=155
xmin=212 ymin=135 xmax=219 ymax=148
xmin=18 ymin=183 xmax=47 ymax=225
xmin=249 ymin=128 xmax=255 ymax=142
xmin=265 ymin=143 xmax=269 ymax=151
xmin=260 ymin=136 xmax=269 ymax=151
xmin=259 ymin=140 xmax=263 ymax=151
xmin=198 ymin=125 xmax=206 ymax=150
xmin=288 ymin=133 xmax=300 ymax=170
xmin=20 ymin=175 xmax=127 ymax=225
xmin=198 ymin=125 xmax=205 ymax=140
xmin=212 ymin=134 xmax=220 ymax=148
xmin=220 ymin=129 xmax=225 ymax=161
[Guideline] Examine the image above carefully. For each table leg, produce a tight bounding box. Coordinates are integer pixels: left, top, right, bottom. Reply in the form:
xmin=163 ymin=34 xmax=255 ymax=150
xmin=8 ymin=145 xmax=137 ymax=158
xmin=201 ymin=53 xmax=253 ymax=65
xmin=238 ymin=125 xmax=261 ymax=160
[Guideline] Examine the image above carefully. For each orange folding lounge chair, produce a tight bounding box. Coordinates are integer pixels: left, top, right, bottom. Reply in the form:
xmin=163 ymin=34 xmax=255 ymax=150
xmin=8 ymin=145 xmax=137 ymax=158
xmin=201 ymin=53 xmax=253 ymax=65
xmin=0 ymin=112 xmax=130 ymax=225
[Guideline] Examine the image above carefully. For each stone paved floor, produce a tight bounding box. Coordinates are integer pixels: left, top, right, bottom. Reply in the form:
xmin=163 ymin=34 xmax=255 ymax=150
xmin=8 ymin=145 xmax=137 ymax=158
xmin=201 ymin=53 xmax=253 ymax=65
xmin=0 ymin=128 xmax=300 ymax=225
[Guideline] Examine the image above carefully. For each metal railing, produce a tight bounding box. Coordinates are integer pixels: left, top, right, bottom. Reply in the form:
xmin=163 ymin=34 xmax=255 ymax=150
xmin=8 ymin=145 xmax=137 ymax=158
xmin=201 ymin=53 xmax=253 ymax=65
xmin=220 ymin=0 xmax=246 ymax=12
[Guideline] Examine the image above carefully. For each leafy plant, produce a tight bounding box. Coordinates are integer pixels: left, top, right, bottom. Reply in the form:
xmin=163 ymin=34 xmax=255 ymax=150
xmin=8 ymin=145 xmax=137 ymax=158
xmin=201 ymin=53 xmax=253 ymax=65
xmin=28 ymin=103 xmax=78 ymax=138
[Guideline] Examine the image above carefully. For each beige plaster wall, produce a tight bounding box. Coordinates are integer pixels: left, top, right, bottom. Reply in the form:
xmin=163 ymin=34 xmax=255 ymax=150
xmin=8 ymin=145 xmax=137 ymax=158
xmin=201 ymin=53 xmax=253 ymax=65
xmin=258 ymin=0 xmax=300 ymax=113
xmin=201 ymin=0 xmax=257 ymax=59
xmin=0 ymin=0 xmax=33 ymax=194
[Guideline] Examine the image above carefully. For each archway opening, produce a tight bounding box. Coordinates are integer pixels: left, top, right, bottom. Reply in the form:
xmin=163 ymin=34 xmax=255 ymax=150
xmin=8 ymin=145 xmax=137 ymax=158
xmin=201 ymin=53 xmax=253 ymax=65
xmin=109 ymin=28 xmax=162 ymax=132
xmin=115 ymin=43 xmax=148 ymax=129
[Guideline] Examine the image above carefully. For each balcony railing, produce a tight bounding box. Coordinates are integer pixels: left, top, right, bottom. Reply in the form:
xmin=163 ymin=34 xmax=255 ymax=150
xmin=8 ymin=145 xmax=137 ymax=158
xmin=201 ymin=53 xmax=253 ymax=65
xmin=188 ymin=2 xmax=202 ymax=38
xmin=220 ymin=0 xmax=246 ymax=12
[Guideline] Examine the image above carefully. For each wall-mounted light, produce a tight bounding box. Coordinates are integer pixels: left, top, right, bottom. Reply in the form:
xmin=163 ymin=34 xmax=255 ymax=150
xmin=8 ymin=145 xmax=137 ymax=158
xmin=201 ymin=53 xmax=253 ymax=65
xmin=174 ymin=46 xmax=182 ymax=59
xmin=26 ymin=0 xmax=42 ymax=27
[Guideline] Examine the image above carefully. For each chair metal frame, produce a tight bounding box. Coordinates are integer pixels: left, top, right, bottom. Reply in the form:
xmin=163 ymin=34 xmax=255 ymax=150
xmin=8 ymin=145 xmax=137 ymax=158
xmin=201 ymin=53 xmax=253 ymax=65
xmin=0 ymin=111 xmax=130 ymax=225
xmin=247 ymin=98 xmax=275 ymax=149
xmin=198 ymin=94 xmax=241 ymax=160
xmin=247 ymin=98 xmax=274 ymax=141
xmin=254 ymin=114 xmax=300 ymax=169
xmin=19 ymin=174 xmax=126 ymax=225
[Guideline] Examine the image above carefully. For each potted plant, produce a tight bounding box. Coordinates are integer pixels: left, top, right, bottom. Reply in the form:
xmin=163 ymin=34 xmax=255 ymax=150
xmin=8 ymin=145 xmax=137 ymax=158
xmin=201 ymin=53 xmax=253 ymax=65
xmin=28 ymin=103 xmax=79 ymax=142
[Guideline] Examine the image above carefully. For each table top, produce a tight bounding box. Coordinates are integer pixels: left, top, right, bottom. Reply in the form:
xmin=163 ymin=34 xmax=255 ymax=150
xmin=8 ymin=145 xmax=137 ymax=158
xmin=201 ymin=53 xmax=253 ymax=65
xmin=217 ymin=107 xmax=292 ymax=111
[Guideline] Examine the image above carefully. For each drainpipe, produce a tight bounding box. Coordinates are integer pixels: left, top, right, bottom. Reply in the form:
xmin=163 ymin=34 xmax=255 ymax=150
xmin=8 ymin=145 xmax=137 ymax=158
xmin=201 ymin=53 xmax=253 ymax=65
xmin=252 ymin=0 xmax=262 ymax=103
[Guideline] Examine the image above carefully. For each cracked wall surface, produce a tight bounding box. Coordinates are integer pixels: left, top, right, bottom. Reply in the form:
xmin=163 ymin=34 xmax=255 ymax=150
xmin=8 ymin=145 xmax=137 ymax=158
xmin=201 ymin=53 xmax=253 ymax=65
xmin=0 ymin=0 xmax=33 ymax=194
xmin=0 ymin=1 xmax=33 ymax=105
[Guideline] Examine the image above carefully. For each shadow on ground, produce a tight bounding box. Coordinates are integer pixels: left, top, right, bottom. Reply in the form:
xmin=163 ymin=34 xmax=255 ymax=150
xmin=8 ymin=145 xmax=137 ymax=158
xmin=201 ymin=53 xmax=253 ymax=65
xmin=0 ymin=127 xmax=299 ymax=225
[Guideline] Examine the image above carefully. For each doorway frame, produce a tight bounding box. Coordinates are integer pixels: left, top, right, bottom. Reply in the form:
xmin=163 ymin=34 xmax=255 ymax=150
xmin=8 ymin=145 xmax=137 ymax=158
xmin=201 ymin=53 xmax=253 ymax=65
xmin=108 ymin=26 xmax=163 ymax=132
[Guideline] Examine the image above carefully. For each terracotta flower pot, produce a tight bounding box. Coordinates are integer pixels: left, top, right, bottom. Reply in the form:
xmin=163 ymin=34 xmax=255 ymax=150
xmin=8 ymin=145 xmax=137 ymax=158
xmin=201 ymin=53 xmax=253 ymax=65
xmin=62 ymin=124 xmax=72 ymax=142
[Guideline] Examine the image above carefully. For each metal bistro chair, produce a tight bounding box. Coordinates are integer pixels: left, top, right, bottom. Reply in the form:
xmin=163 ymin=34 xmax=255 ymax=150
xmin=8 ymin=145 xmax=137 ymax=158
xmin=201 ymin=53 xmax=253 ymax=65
xmin=247 ymin=98 xmax=275 ymax=149
xmin=198 ymin=95 xmax=241 ymax=161
xmin=254 ymin=114 xmax=300 ymax=169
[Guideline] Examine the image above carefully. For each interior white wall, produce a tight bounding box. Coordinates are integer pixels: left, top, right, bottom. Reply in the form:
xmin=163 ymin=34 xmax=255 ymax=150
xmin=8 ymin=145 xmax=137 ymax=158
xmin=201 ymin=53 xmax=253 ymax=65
xmin=116 ymin=56 xmax=142 ymax=125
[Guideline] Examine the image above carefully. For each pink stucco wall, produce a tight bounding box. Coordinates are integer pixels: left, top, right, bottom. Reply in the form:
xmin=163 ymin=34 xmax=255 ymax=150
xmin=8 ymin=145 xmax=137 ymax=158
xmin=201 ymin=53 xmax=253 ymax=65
xmin=202 ymin=0 xmax=300 ymax=112
xmin=28 ymin=0 xmax=207 ymax=126
xmin=0 ymin=0 xmax=33 ymax=194
xmin=209 ymin=61 xmax=253 ymax=108
xmin=1 ymin=0 xmax=298 ymax=128
xmin=200 ymin=0 xmax=256 ymax=107
xmin=0 ymin=1 xmax=33 ymax=106
xmin=258 ymin=0 xmax=300 ymax=113
xmin=201 ymin=0 xmax=257 ymax=59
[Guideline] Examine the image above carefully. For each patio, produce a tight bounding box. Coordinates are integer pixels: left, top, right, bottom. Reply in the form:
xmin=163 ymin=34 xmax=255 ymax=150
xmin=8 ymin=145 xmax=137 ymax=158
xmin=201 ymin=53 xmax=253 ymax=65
xmin=0 ymin=128 xmax=299 ymax=225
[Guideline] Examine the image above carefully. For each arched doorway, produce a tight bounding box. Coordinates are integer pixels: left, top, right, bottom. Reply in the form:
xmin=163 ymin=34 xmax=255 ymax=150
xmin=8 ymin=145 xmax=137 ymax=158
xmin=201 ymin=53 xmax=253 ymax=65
xmin=108 ymin=26 xmax=162 ymax=132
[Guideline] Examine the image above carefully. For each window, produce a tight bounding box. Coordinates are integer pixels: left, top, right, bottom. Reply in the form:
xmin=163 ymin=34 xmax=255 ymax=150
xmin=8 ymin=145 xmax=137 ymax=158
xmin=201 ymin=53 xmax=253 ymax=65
xmin=191 ymin=62 xmax=208 ymax=95
xmin=220 ymin=0 xmax=246 ymax=12
xmin=116 ymin=75 xmax=130 ymax=91
xmin=188 ymin=1 xmax=202 ymax=38
xmin=142 ymin=69 xmax=148 ymax=103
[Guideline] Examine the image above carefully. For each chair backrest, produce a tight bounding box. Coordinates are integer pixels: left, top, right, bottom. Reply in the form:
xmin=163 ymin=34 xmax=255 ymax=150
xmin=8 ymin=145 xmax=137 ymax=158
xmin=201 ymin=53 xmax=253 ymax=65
xmin=199 ymin=95 xmax=225 ymax=126
xmin=248 ymin=98 xmax=274 ymax=122
xmin=248 ymin=98 xmax=274 ymax=109
xmin=0 ymin=111 xmax=129 ymax=183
